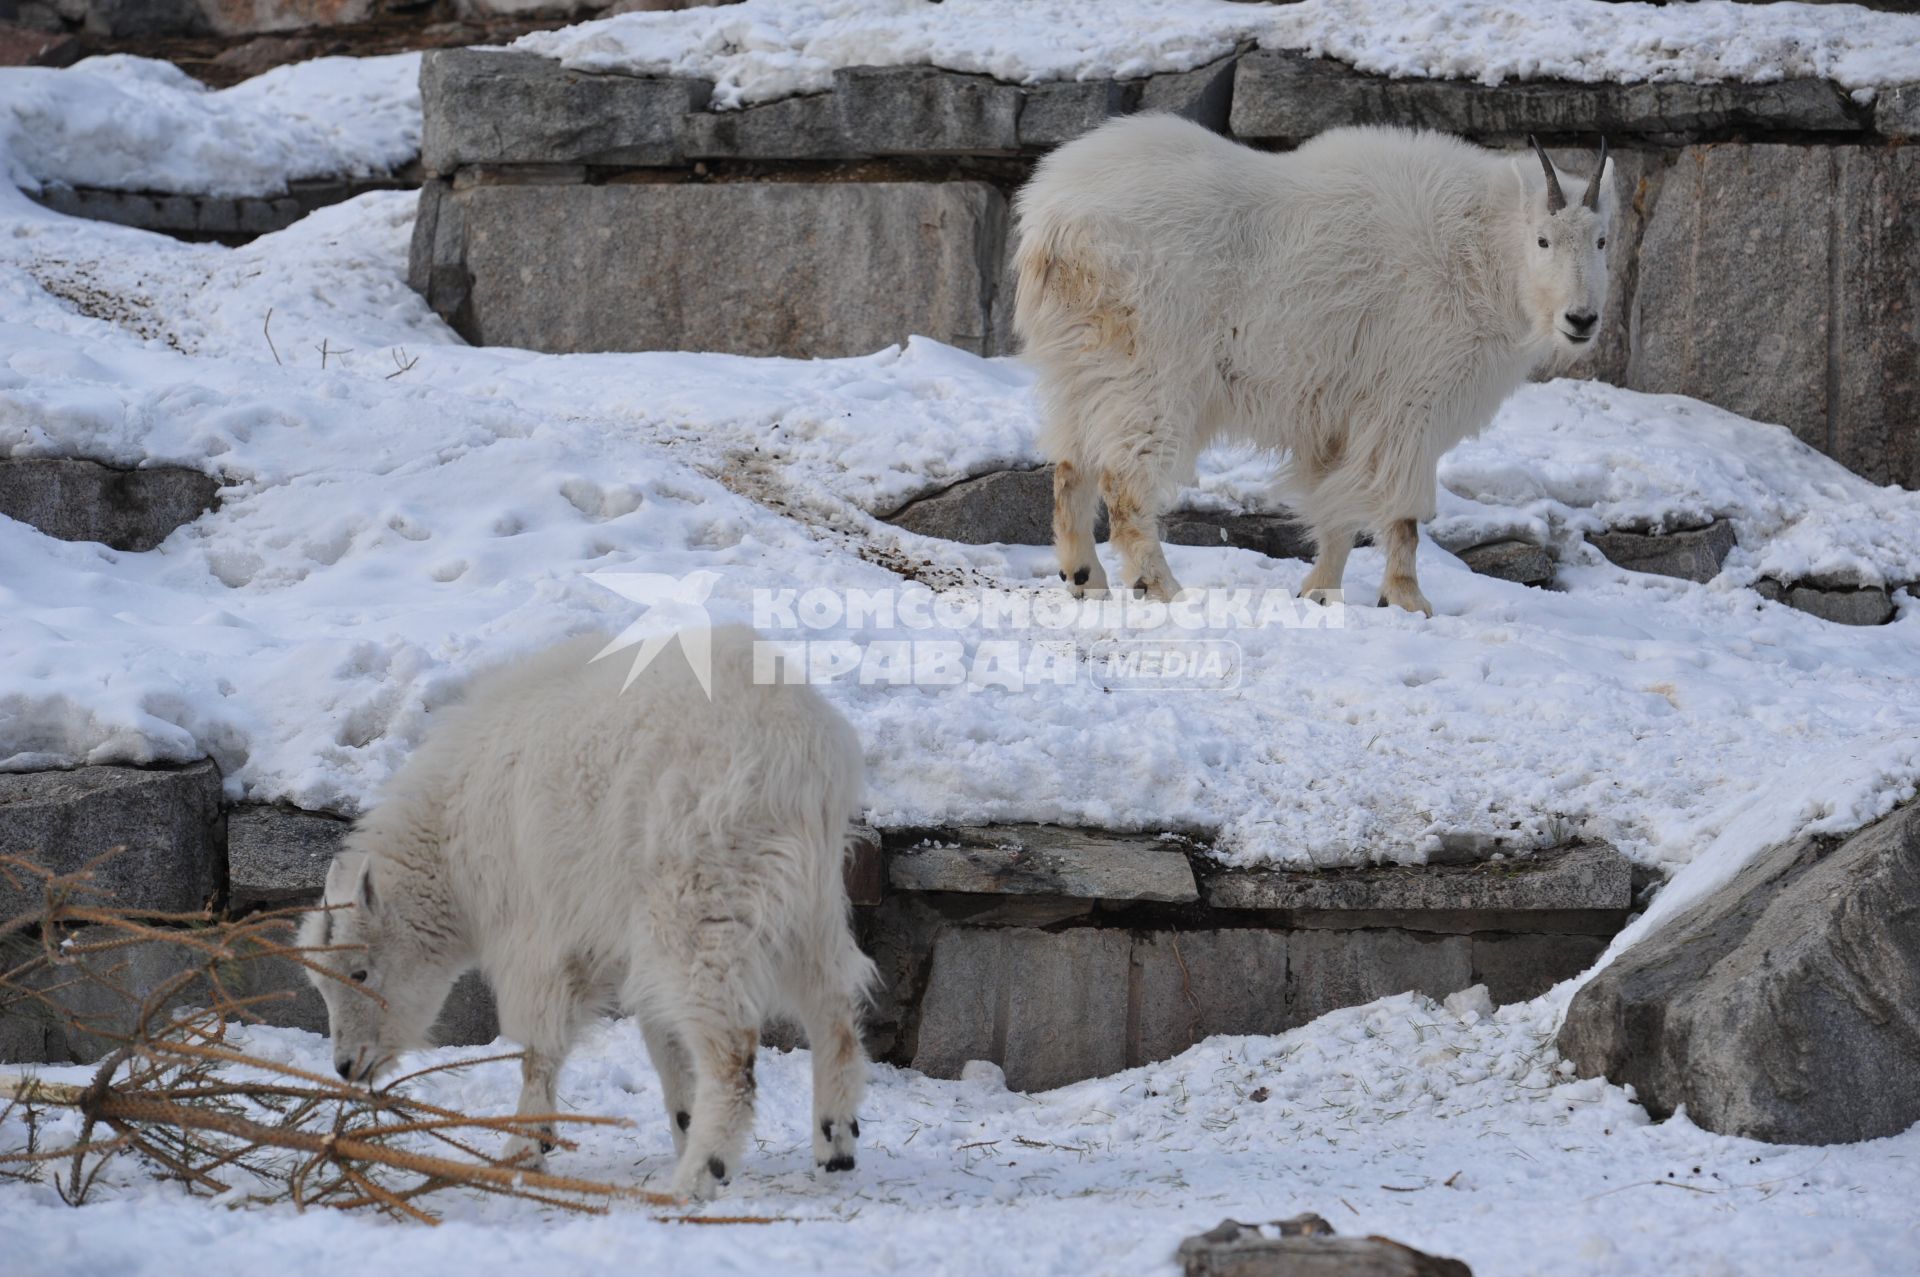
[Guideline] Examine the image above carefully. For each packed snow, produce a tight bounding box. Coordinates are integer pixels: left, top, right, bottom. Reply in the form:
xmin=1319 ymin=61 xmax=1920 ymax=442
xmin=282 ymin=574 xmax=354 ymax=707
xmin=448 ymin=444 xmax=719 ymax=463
xmin=518 ymin=0 xmax=1920 ymax=107
xmin=6 ymin=993 xmax=1920 ymax=1277
xmin=0 ymin=52 xmax=420 ymax=197
xmin=3 ymin=184 xmax=1919 ymax=876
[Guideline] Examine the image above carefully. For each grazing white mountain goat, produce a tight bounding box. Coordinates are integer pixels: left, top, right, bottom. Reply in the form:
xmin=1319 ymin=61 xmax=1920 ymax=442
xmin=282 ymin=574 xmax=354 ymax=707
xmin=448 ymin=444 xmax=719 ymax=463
xmin=298 ymin=627 xmax=875 ymax=1200
xmin=1014 ymin=118 xmax=1614 ymax=614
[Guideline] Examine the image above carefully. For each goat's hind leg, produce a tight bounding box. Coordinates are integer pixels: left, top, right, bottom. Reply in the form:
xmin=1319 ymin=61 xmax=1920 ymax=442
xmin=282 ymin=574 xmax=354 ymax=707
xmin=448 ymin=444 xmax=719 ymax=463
xmin=782 ymin=932 xmax=870 ymax=1176
xmin=666 ymin=917 xmax=764 ymax=1200
xmin=1377 ymin=517 xmax=1433 ymax=617
xmin=1052 ymin=459 xmax=1109 ymax=598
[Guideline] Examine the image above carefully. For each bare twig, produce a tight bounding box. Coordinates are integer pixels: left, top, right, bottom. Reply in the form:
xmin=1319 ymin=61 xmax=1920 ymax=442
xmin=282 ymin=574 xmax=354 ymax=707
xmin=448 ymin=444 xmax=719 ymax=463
xmin=314 ymin=339 xmax=353 ymax=370
xmin=386 ymin=347 xmax=421 ymax=379
xmin=262 ymin=309 xmax=281 ymax=366
xmin=0 ymin=850 xmax=664 ymax=1221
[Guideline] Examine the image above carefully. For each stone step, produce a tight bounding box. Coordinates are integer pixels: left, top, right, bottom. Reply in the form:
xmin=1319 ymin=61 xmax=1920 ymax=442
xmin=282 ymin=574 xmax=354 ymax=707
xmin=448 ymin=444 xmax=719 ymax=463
xmin=26 ymin=174 xmax=415 ymax=243
xmin=0 ymin=457 xmax=220 ymax=551
xmin=864 ymin=824 xmax=1632 ymax=1090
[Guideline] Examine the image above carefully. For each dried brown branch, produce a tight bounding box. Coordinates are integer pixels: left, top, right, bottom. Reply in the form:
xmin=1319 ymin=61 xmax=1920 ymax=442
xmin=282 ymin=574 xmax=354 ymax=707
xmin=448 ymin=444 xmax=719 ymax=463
xmin=0 ymin=850 xmax=672 ymax=1220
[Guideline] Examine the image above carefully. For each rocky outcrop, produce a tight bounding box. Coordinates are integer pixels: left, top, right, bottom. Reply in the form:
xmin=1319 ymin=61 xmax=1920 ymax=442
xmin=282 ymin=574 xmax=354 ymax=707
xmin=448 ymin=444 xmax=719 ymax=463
xmin=0 ymin=457 xmax=220 ymax=551
xmin=0 ymin=763 xmax=226 ymax=917
xmin=413 ymin=177 xmax=1009 ymax=357
xmin=1559 ymin=800 xmax=1920 ymax=1145
xmin=1229 ymin=50 xmax=1860 ymax=144
xmin=1586 ymin=520 xmax=1736 ymax=584
xmin=1179 ymin=1217 xmax=1472 ymax=1277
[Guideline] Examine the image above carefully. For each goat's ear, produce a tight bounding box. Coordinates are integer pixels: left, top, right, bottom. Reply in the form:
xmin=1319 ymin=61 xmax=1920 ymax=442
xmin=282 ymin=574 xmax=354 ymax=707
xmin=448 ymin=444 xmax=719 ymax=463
xmin=354 ymin=861 xmax=379 ymax=917
xmin=323 ymin=850 xmax=375 ymax=915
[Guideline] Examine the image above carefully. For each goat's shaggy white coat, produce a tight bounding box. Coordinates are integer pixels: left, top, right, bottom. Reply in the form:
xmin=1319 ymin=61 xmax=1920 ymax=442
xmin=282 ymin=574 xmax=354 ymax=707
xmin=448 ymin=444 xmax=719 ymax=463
xmin=1014 ymin=117 xmax=1615 ymax=613
xmin=299 ymin=626 xmax=875 ymax=1199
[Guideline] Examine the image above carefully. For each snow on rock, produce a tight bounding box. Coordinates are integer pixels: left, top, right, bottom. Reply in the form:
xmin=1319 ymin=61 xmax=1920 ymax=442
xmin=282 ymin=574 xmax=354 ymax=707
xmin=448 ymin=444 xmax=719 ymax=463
xmin=3 ymin=189 xmax=1919 ymax=876
xmin=4 ymin=1000 xmax=1919 ymax=1276
xmin=4 ymin=1 xmax=1913 ymax=197
xmin=516 ymin=0 xmax=1920 ymax=108
xmin=0 ymin=53 xmax=420 ymax=198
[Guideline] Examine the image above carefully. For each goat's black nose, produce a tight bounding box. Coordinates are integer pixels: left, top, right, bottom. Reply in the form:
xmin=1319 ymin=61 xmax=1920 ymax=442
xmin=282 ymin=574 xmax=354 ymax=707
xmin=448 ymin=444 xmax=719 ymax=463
xmin=337 ymin=1059 xmax=354 ymax=1080
xmin=1565 ymin=310 xmax=1598 ymax=334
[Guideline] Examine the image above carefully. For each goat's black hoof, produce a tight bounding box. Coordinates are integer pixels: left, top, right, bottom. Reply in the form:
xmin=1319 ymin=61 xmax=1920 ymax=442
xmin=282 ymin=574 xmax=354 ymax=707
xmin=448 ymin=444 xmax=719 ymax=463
xmin=850 ymin=1119 xmax=860 ymax=1138
xmin=822 ymin=1154 xmax=856 ymax=1173
xmin=707 ymin=1156 xmax=727 ymax=1181
xmin=1072 ymin=567 xmax=1091 ymax=587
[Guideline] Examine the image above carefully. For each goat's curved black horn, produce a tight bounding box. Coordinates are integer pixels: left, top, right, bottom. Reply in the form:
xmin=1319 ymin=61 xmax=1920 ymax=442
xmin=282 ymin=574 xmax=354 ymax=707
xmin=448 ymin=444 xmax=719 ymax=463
xmin=1528 ymin=134 xmax=1567 ymax=214
xmin=1582 ymin=135 xmax=1609 ymax=211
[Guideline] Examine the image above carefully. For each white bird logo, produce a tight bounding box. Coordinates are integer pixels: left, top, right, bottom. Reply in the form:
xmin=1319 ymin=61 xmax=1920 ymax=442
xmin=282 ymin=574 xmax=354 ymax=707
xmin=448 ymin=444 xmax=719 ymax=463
xmin=585 ymin=569 xmax=725 ymax=697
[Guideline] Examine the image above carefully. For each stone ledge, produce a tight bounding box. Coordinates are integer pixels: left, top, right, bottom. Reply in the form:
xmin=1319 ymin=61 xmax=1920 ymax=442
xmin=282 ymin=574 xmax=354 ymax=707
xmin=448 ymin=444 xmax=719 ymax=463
xmin=1587 ymin=519 xmax=1736 ymax=583
xmin=885 ymin=466 xmax=1315 ymax=559
xmin=1755 ymin=579 xmax=1899 ymax=626
xmin=425 ymin=49 xmax=1238 ymax=173
xmin=1201 ymin=842 xmax=1631 ymax=918
xmin=26 ymin=176 xmax=414 ymax=242
xmin=0 ymin=763 xmax=225 ymax=919
xmin=0 ymin=457 xmax=221 ymax=551
xmin=226 ymin=804 xmax=350 ymax=911
xmin=1454 ymin=539 xmax=1556 ymax=588
xmin=414 ymin=178 xmax=1009 ymax=357
xmin=0 ymin=922 xmax=497 ymax=1064
xmin=421 ymin=49 xmax=711 ymax=174
xmin=1230 ymin=49 xmax=1863 ymax=144
xmin=888 ymin=824 xmax=1200 ymax=903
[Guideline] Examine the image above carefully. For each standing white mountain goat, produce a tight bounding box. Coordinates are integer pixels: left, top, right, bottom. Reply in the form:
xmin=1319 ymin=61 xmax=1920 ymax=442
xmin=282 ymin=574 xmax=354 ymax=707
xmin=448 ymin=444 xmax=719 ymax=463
xmin=1013 ymin=118 xmax=1614 ymax=614
xmin=298 ymin=626 xmax=875 ymax=1200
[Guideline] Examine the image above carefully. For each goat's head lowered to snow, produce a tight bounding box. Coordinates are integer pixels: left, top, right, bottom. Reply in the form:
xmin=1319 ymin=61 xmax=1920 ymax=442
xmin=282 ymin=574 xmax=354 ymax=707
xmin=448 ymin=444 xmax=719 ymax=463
xmin=298 ymin=851 xmax=457 ymax=1087
xmin=1515 ymin=135 xmax=1614 ymax=357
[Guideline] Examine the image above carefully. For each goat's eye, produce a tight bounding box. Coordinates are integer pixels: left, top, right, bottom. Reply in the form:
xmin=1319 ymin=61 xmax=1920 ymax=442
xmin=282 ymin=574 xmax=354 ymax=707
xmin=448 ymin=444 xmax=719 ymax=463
xmin=350 ymin=969 xmax=369 ymax=984
xmin=1537 ymin=237 xmax=1550 ymax=249
xmin=1597 ymin=236 xmax=1608 ymax=250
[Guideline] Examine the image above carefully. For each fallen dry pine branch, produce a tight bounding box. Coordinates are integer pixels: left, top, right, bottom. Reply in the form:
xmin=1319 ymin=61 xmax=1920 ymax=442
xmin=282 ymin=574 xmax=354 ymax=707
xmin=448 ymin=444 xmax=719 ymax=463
xmin=0 ymin=851 xmax=677 ymax=1221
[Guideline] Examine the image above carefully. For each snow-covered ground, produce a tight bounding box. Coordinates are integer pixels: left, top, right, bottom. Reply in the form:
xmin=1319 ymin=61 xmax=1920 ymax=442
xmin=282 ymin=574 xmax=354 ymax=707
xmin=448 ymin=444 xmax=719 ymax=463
xmin=4 ymin=184 xmax=1919 ymax=878
xmin=6 ymin=993 xmax=1920 ymax=1277
xmin=5 ymin=29 xmax=1920 ymax=1274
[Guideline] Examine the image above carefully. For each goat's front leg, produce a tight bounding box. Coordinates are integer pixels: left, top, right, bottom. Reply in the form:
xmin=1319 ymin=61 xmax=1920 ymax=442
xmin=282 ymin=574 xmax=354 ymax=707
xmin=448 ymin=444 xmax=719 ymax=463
xmin=495 ymin=967 xmax=580 ymax=1167
xmin=502 ymin=1046 xmax=563 ymax=1167
xmin=640 ymin=1018 xmax=696 ymax=1156
xmin=1377 ymin=517 xmax=1433 ymax=617
xmin=1101 ymin=468 xmax=1181 ymax=602
xmin=1299 ymin=526 xmax=1354 ymax=603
